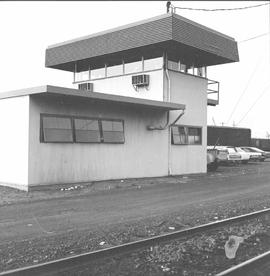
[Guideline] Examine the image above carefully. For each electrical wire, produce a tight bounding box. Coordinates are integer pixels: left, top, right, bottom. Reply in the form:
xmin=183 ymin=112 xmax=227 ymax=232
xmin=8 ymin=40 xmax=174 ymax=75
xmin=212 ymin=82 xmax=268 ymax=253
xmin=171 ymin=2 xmax=269 ymax=12
xmin=236 ymin=84 xmax=270 ymax=126
xmin=239 ymin=32 xmax=270 ymax=43
xmin=226 ymin=54 xmax=264 ymax=125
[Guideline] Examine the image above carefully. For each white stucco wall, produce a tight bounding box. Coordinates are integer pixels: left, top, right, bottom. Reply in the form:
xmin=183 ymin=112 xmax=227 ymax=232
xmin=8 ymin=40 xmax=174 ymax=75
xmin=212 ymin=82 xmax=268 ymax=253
xmin=166 ymin=71 xmax=208 ymax=175
xmin=28 ymin=95 xmax=169 ymax=187
xmin=80 ymin=69 xmax=164 ymax=101
xmin=0 ymin=96 xmax=29 ymax=190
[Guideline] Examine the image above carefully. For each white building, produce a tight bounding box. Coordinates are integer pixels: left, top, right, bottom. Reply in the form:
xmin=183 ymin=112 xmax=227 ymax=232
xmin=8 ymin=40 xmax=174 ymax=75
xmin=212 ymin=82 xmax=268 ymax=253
xmin=0 ymin=13 xmax=239 ymax=191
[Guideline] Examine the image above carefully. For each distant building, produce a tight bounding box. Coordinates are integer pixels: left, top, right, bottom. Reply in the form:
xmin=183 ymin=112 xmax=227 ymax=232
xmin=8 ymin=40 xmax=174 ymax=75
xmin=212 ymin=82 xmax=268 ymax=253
xmin=0 ymin=13 xmax=239 ymax=191
xmin=207 ymin=126 xmax=251 ymax=147
xmin=251 ymin=138 xmax=270 ymax=151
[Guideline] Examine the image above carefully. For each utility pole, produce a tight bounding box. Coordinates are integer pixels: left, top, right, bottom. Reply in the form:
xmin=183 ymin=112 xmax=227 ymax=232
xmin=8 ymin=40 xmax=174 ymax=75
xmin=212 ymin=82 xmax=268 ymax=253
xmin=166 ymin=1 xmax=171 ymax=13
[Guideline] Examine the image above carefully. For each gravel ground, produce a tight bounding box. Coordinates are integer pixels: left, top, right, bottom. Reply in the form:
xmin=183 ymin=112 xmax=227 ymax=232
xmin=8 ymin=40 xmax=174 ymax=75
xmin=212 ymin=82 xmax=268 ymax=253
xmin=1 ymin=162 xmax=270 ymax=274
xmin=0 ymin=161 xmax=264 ymax=207
xmin=62 ymin=214 xmax=270 ymax=275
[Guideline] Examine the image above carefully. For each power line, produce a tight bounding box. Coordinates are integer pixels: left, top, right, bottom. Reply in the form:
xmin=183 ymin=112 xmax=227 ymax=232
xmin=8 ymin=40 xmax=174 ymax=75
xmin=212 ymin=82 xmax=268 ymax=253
xmin=226 ymin=54 xmax=264 ymax=124
xmin=171 ymin=2 xmax=269 ymax=12
xmin=236 ymin=84 xmax=270 ymax=126
xmin=239 ymin=32 xmax=270 ymax=43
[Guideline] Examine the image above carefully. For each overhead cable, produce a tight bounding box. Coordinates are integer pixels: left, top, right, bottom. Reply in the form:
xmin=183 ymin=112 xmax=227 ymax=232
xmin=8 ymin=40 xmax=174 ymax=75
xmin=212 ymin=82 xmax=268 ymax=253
xmin=226 ymin=54 xmax=264 ymax=124
xmin=236 ymin=84 xmax=270 ymax=126
xmin=239 ymin=32 xmax=270 ymax=43
xmin=171 ymin=2 xmax=269 ymax=12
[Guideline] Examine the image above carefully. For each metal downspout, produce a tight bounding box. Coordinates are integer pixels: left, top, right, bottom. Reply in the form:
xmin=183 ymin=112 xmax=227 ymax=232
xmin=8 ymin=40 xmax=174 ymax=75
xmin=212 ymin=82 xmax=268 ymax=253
xmin=165 ymin=55 xmax=172 ymax=176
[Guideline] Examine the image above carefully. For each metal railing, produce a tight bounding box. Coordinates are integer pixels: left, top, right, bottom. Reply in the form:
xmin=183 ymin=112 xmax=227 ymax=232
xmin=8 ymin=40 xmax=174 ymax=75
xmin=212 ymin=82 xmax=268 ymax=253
xmin=207 ymin=79 xmax=220 ymax=105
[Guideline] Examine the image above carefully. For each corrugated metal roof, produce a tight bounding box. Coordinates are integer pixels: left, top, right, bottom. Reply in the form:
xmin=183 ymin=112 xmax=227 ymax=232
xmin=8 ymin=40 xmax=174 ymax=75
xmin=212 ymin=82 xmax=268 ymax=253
xmin=45 ymin=13 xmax=239 ymax=72
xmin=0 ymin=85 xmax=185 ymax=111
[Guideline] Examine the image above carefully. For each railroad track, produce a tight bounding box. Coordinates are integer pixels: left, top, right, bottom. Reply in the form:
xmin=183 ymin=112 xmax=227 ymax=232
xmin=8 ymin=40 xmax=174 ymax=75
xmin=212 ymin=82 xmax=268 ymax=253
xmin=217 ymin=250 xmax=270 ymax=276
xmin=1 ymin=208 xmax=270 ymax=276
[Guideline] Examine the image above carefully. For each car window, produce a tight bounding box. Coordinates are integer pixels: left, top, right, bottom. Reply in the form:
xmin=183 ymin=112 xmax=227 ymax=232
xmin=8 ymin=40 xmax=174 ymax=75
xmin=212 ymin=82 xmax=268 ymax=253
xmin=251 ymin=148 xmax=264 ymax=153
xmin=242 ymin=148 xmax=252 ymax=152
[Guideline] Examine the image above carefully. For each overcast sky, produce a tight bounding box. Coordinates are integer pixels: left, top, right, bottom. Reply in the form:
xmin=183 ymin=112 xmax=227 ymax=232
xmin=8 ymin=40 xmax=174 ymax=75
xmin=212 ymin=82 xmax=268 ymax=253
xmin=0 ymin=1 xmax=269 ymax=137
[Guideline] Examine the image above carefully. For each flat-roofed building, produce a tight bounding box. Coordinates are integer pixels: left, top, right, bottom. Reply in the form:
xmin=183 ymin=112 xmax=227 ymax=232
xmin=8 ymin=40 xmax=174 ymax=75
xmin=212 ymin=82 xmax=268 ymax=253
xmin=0 ymin=13 xmax=239 ymax=191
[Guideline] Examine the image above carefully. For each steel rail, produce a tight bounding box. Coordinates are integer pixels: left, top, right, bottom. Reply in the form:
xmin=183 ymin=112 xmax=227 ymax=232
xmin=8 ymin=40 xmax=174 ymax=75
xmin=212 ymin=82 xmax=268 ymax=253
xmin=1 ymin=208 xmax=270 ymax=276
xmin=217 ymin=250 xmax=270 ymax=276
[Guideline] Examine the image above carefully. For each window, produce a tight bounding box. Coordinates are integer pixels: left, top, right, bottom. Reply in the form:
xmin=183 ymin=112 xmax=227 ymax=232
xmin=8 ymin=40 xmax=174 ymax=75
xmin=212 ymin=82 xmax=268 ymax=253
xmin=144 ymin=57 xmax=163 ymax=71
xmin=168 ymin=60 xmax=178 ymax=71
xmin=91 ymin=67 xmax=105 ymax=79
xmin=171 ymin=125 xmax=202 ymax=145
xmin=107 ymin=64 xmax=123 ymax=77
xmin=41 ymin=115 xmax=73 ymax=142
xmin=180 ymin=63 xmax=187 ymax=73
xmin=188 ymin=127 xmax=202 ymax=145
xmin=40 ymin=114 xmax=125 ymax=144
xmin=74 ymin=118 xmax=100 ymax=143
xmin=171 ymin=126 xmax=187 ymax=145
xmin=125 ymin=60 xmax=142 ymax=74
xmin=196 ymin=67 xmax=207 ymax=78
xmin=101 ymin=120 xmax=124 ymax=143
xmin=75 ymin=71 xmax=90 ymax=82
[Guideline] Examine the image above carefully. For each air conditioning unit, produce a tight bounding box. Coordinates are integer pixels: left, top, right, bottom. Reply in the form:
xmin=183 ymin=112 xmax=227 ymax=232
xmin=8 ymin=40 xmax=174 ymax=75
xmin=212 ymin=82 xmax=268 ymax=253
xmin=78 ymin=82 xmax=94 ymax=92
xmin=132 ymin=74 xmax=150 ymax=89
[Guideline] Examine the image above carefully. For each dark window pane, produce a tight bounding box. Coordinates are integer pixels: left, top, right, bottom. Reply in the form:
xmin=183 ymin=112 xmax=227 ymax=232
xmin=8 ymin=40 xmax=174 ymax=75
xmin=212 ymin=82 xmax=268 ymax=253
xmin=101 ymin=120 xmax=124 ymax=143
xmin=42 ymin=116 xmax=73 ymax=142
xmin=74 ymin=118 xmax=99 ymax=131
xmin=171 ymin=126 xmax=179 ymax=135
xmin=74 ymin=119 xmax=101 ymax=143
xmin=102 ymin=120 xmax=123 ymax=131
xmin=75 ymin=130 xmax=101 ymax=143
xmin=43 ymin=116 xmax=71 ymax=129
xmin=188 ymin=127 xmax=201 ymax=144
xmin=171 ymin=126 xmax=187 ymax=145
xmin=103 ymin=131 xmax=124 ymax=143
xmin=172 ymin=134 xmax=180 ymax=144
xmin=43 ymin=129 xmax=73 ymax=142
xmin=189 ymin=128 xmax=198 ymax=136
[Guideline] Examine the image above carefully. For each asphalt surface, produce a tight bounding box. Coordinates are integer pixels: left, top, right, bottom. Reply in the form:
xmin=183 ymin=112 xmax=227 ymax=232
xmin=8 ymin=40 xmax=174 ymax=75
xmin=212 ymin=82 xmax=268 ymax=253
xmin=1 ymin=162 xmax=270 ymax=245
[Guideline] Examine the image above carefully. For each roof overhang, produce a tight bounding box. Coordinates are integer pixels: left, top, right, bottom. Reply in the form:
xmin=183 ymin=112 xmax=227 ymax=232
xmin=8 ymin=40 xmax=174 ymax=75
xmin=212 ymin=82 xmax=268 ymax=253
xmin=0 ymin=85 xmax=185 ymax=111
xmin=45 ymin=13 xmax=239 ymax=72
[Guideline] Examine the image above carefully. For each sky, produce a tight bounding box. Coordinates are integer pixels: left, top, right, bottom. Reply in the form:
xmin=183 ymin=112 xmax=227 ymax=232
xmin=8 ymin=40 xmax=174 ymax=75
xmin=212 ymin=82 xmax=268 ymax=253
xmin=0 ymin=1 xmax=269 ymax=137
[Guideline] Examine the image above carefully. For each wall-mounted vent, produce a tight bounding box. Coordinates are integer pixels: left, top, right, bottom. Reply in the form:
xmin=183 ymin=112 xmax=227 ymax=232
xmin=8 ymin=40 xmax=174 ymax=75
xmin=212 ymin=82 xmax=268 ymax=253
xmin=132 ymin=74 xmax=150 ymax=90
xmin=78 ymin=82 xmax=94 ymax=92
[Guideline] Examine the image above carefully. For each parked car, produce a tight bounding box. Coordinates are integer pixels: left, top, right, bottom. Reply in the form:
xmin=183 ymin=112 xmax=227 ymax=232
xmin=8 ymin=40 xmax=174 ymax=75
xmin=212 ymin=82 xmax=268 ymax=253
xmin=207 ymin=146 xmax=241 ymax=164
xmin=233 ymin=147 xmax=250 ymax=164
xmin=241 ymin=147 xmax=270 ymax=162
xmin=239 ymin=147 xmax=262 ymax=162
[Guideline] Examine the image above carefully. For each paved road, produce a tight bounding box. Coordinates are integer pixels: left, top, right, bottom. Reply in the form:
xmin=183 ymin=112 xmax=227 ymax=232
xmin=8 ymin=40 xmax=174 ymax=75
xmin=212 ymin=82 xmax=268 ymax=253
xmin=1 ymin=163 xmax=270 ymax=244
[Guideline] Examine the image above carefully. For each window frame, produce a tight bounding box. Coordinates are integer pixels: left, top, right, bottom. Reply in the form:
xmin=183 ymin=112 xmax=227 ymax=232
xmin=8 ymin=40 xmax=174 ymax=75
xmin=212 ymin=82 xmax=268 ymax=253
xmin=40 ymin=114 xmax=125 ymax=144
xmin=171 ymin=125 xmax=188 ymax=145
xmin=188 ymin=127 xmax=202 ymax=145
xmin=171 ymin=125 xmax=202 ymax=146
xmin=40 ymin=114 xmax=74 ymax=143
xmin=73 ymin=116 xmax=101 ymax=144
xmin=100 ymin=118 xmax=125 ymax=144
